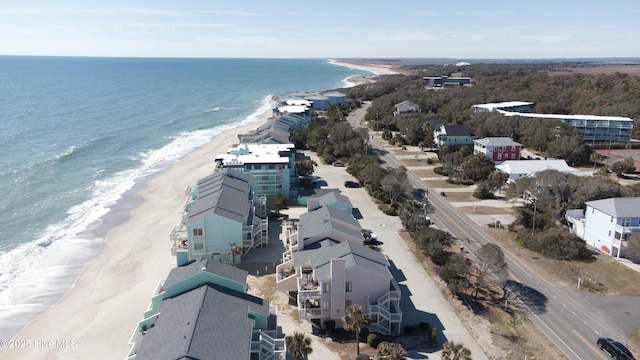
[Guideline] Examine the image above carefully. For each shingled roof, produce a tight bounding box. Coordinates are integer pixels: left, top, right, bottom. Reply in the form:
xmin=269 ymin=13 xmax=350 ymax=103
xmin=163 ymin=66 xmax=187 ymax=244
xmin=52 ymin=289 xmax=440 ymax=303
xmin=135 ymin=283 xmax=268 ymax=360
xmin=585 ymin=197 xmax=640 ymax=218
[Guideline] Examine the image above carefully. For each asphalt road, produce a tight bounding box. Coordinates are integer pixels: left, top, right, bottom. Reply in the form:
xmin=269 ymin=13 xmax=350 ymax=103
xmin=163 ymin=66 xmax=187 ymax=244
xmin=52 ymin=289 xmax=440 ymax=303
xmin=349 ymin=102 xmax=640 ymax=359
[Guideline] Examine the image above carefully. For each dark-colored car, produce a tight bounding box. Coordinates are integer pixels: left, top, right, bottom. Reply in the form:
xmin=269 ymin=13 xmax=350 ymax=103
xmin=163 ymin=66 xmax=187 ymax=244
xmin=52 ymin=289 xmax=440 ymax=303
xmin=344 ymin=181 xmax=360 ymax=188
xmin=597 ymin=338 xmax=636 ymax=360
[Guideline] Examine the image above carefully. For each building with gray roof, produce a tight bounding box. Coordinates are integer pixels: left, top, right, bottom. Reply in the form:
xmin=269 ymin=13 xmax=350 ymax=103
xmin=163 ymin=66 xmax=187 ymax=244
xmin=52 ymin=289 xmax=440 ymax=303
xmin=127 ymin=260 xmax=285 ymax=360
xmin=566 ymin=197 xmax=640 ymax=259
xmin=170 ymin=170 xmax=268 ymax=267
xmin=276 ymin=239 xmax=402 ymax=336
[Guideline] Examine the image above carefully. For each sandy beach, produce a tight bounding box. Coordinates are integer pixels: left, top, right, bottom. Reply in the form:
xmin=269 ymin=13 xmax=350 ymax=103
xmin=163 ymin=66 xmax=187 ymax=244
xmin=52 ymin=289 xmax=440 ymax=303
xmin=0 ymin=113 xmax=273 ymax=359
xmin=0 ymin=61 xmax=397 ymax=360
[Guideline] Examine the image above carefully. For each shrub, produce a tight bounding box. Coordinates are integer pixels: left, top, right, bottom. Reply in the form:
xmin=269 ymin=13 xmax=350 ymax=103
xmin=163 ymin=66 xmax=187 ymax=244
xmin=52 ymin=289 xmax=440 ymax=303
xmin=367 ymin=332 xmax=381 ymax=348
xmin=426 ymin=158 xmax=434 ymax=164
xmin=377 ymin=203 xmax=397 ymax=216
xmin=433 ymin=166 xmax=448 ymax=176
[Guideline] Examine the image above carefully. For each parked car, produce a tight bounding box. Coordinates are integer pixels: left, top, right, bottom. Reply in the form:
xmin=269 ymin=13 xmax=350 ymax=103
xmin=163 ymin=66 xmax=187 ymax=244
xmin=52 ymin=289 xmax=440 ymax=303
xmin=344 ymin=180 xmax=360 ymax=188
xmin=597 ymin=338 xmax=636 ymax=360
xmin=332 ymin=161 xmax=344 ymax=167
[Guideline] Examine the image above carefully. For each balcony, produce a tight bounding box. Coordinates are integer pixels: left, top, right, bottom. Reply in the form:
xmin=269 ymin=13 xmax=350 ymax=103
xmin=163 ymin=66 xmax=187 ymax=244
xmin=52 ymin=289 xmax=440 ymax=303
xmin=298 ymin=274 xmax=319 ymax=292
xmin=298 ymin=307 xmax=323 ymax=319
xmin=614 ymin=224 xmax=640 ymax=235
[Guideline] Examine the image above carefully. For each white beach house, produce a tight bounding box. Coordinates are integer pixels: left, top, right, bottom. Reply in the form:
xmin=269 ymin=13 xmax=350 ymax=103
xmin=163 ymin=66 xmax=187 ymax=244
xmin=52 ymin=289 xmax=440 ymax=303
xmin=566 ymin=197 xmax=640 ymax=259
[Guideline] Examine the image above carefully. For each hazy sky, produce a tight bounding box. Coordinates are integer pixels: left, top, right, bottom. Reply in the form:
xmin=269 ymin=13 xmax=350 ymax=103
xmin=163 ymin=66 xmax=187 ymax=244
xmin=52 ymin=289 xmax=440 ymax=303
xmin=1 ymin=0 xmax=638 ymax=59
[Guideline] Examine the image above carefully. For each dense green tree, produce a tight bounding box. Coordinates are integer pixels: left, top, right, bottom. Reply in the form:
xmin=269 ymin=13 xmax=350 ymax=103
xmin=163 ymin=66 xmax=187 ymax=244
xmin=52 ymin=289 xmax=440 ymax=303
xmin=442 ymin=341 xmax=472 ymax=360
xmin=270 ymin=192 xmax=288 ymax=213
xmin=610 ymin=157 xmax=637 ymax=176
xmin=343 ymin=305 xmax=371 ymax=355
xmin=286 ymin=331 xmax=313 ymax=360
xmin=459 ymin=153 xmax=494 ymax=181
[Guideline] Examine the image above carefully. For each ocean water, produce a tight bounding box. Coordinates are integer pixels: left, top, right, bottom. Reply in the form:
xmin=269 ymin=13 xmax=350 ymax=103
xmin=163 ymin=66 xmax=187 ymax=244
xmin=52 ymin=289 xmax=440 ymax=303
xmin=0 ymin=56 xmax=369 ymax=339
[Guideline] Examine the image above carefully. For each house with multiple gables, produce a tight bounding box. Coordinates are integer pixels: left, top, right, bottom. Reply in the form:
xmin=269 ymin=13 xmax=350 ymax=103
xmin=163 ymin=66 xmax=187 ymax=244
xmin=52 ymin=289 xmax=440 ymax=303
xmin=433 ymin=124 xmax=474 ymax=148
xmin=127 ymin=259 xmax=286 ymax=360
xmin=275 ymin=198 xmax=402 ymax=336
xmin=473 ymin=137 xmax=523 ymax=162
xmin=170 ymin=169 xmax=268 ymax=266
xmin=566 ymin=197 xmax=640 ymax=259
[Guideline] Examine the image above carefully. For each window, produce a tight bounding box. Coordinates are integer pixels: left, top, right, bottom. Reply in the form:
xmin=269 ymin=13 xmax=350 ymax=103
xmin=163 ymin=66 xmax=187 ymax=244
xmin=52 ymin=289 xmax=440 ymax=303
xmin=611 ymin=216 xmax=614 ymax=222
xmin=345 ymin=300 xmax=352 ymax=309
xmin=322 ymin=282 xmax=330 ymax=293
xmin=512 ymin=153 xmax=517 ymax=159
xmin=192 ymin=228 xmax=203 ymax=236
xmin=608 ymin=230 xmax=611 ymax=236
xmin=322 ymin=301 xmax=330 ymax=311
xmin=497 ymin=153 xmax=502 ymax=160
xmin=192 ymin=239 xmax=204 ymax=252
xmin=345 ymin=281 xmax=352 ymax=292
xmin=621 ymin=218 xmax=631 ymax=227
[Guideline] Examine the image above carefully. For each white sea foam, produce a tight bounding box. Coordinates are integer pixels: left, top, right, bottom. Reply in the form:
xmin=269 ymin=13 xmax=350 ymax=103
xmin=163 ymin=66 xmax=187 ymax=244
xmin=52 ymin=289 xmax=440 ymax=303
xmin=0 ymin=98 xmax=275 ymax=340
xmin=54 ymin=145 xmax=76 ymax=160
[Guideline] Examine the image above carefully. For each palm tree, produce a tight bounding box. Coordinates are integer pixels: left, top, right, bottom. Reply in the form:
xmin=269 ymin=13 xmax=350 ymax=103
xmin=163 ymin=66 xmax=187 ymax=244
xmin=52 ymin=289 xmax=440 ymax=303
xmin=441 ymin=341 xmax=472 ymax=360
xmin=376 ymin=341 xmax=407 ymax=360
xmin=285 ymin=331 xmax=313 ymax=360
xmin=342 ymin=304 xmax=371 ymax=355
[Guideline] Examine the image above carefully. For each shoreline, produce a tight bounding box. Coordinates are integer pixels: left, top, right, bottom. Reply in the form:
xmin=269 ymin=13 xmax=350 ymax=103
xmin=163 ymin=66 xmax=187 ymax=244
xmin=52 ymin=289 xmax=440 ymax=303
xmin=0 ymin=61 xmax=396 ymax=359
xmin=0 ymin=111 xmax=273 ymax=359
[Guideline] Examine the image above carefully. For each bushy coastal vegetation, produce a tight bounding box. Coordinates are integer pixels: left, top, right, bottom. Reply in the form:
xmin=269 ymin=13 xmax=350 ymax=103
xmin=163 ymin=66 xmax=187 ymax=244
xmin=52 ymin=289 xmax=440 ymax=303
xmin=350 ymin=63 xmax=640 ymax=141
xmin=294 ymin=62 xmax=640 ymax=269
xmin=291 ymin=62 xmax=640 ymax=357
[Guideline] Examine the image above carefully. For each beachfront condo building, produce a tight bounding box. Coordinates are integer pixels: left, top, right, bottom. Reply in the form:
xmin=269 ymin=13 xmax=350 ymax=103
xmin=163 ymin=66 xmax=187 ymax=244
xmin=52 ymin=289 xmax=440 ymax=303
xmin=471 ymin=101 xmax=634 ymax=142
xmin=276 ymin=203 xmax=402 ymax=336
xmin=126 ymin=259 xmax=285 ymax=360
xmin=566 ymin=197 xmax=640 ymax=259
xmin=471 ymin=101 xmax=535 ymax=114
xmin=214 ymin=143 xmax=296 ymax=200
xmin=170 ymin=169 xmax=268 ymax=266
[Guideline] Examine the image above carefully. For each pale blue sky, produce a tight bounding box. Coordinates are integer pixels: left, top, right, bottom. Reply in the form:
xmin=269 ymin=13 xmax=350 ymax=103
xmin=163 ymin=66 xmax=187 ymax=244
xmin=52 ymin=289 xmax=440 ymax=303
xmin=1 ymin=0 xmax=638 ymax=59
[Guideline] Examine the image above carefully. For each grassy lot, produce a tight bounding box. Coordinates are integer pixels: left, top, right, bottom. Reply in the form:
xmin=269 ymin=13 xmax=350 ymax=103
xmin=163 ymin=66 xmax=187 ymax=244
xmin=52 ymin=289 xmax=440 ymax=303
xmin=411 ymin=168 xmax=440 ymax=178
xmin=484 ymin=227 xmax=640 ymax=296
xmin=399 ymin=231 xmax=567 ymax=359
xmin=457 ymin=205 xmax=515 ymax=215
xmin=484 ymin=226 xmax=640 ymax=351
xmin=438 ymin=191 xmax=477 ymax=203
xmin=399 ymin=158 xmax=434 ymax=167
xmin=424 ymin=180 xmax=471 ymax=188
